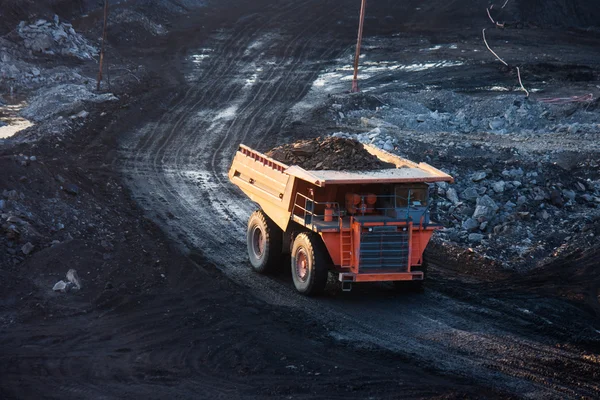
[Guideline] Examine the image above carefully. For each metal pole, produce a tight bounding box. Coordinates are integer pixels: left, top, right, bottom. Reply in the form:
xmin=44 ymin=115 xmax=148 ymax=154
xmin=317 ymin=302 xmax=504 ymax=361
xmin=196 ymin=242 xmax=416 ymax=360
xmin=351 ymin=0 xmax=367 ymax=93
xmin=97 ymin=0 xmax=109 ymax=91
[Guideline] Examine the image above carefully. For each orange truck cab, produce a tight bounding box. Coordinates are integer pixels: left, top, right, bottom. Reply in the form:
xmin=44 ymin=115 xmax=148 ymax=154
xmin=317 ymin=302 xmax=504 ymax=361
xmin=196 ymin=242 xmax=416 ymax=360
xmin=229 ymin=143 xmax=454 ymax=295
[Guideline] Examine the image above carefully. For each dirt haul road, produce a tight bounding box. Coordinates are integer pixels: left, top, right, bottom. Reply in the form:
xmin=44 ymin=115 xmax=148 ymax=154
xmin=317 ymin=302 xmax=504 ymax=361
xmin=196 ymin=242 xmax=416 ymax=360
xmin=121 ymin=0 xmax=600 ymax=398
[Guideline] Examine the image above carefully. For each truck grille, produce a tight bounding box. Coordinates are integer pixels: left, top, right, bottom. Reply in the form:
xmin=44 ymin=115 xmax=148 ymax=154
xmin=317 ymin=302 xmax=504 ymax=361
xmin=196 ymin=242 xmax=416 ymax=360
xmin=358 ymin=227 xmax=410 ymax=272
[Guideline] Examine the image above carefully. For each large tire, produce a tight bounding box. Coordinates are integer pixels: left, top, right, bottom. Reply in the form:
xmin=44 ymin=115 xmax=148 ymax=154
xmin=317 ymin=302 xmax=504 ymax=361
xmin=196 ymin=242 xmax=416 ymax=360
xmin=247 ymin=210 xmax=282 ymax=274
xmin=291 ymin=233 xmax=329 ymax=296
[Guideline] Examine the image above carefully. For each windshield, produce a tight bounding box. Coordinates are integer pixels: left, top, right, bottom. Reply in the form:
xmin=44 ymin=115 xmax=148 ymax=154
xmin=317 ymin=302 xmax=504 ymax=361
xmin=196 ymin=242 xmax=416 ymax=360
xmin=394 ymin=185 xmax=428 ymax=207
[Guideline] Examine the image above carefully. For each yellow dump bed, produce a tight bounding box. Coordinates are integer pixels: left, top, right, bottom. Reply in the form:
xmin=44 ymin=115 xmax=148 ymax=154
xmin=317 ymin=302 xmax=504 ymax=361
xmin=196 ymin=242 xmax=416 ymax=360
xmin=228 ymin=143 xmax=453 ymax=231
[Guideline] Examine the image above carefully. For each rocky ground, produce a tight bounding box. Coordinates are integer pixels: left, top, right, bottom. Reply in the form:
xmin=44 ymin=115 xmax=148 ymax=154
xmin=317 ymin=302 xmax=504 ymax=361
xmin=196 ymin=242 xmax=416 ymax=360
xmin=1 ymin=0 xmax=600 ymax=398
xmin=327 ymin=89 xmax=600 ymax=270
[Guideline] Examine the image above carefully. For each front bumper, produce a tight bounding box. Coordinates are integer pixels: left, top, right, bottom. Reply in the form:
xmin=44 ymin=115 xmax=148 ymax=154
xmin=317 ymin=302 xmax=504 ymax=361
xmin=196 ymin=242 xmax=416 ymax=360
xmin=338 ymin=271 xmax=424 ymax=283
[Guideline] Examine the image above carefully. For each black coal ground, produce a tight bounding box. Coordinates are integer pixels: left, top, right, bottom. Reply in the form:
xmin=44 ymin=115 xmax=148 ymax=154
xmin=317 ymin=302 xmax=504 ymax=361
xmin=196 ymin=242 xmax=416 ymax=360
xmin=0 ymin=0 xmax=599 ymax=399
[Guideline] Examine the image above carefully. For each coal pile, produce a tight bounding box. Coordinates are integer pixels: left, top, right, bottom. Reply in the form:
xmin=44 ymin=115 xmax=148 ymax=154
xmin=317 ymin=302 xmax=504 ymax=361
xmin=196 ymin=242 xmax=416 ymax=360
xmin=266 ymin=137 xmax=391 ymax=171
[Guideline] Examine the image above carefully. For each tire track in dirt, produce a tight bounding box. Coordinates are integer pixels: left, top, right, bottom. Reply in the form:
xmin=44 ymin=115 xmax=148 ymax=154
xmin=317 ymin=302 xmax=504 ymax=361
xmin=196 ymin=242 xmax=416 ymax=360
xmin=204 ymin=9 xmax=345 ymax=226
xmin=126 ymin=0 xmax=314 ymax=190
xmin=123 ymin=0 xmax=318 ymax=247
xmin=140 ymin=0 xmax=341 ymax=249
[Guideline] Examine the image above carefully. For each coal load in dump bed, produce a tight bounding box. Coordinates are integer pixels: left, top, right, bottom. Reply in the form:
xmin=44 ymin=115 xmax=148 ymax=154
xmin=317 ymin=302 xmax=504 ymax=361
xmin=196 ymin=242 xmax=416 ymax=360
xmin=266 ymin=137 xmax=393 ymax=171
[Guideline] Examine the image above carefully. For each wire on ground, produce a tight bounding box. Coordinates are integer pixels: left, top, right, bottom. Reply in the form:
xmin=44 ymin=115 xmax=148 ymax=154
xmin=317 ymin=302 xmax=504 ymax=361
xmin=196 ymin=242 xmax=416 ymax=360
xmin=486 ymin=8 xmax=505 ymax=27
xmin=482 ymin=28 xmax=529 ymax=97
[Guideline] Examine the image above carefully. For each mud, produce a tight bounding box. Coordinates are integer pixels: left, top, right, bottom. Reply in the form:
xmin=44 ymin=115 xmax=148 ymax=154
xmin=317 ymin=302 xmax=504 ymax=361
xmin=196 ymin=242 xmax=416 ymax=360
xmin=1 ymin=0 xmax=600 ymax=399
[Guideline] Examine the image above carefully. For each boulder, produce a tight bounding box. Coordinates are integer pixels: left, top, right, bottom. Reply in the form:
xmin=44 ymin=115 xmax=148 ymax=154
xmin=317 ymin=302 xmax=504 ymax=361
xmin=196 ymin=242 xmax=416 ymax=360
xmin=28 ymin=33 xmax=54 ymax=52
xmin=472 ymin=195 xmax=499 ymax=219
xmin=562 ymin=190 xmax=576 ymax=201
xmin=21 ymin=242 xmax=34 ymax=255
xmin=73 ymin=110 xmax=89 ymax=119
xmin=53 ymin=280 xmax=67 ymax=292
xmin=66 ymin=269 xmax=82 ymax=289
xmin=538 ymin=210 xmax=550 ymax=220
xmin=582 ymin=194 xmax=594 ymax=203
xmin=446 ymin=188 xmax=460 ymax=205
xmin=436 ymin=181 xmax=449 ymax=190
xmin=492 ymin=181 xmax=506 ymax=193
xmin=462 ymin=218 xmax=480 ymax=232
xmin=471 ymin=171 xmax=487 ymax=182
xmin=503 ymin=168 xmax=524 ymax=178
xmin=533 ymin=188 xmax=549 ymax=201
xmin=462 ymin=187 xmax=479 ymax=201
xmin=489 ymin=118 xmax=504 ymax=130
xmin=468 ymin=233 xmax=484 ymax=242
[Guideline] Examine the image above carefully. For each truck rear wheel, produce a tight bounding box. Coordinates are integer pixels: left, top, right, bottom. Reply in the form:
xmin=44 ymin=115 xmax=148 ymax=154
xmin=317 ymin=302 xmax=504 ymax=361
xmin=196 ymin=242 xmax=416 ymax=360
xmin=291 ymin=233 xmax=329 ymax=296
xmin=247 ymin=210 xmax=282 ymax=274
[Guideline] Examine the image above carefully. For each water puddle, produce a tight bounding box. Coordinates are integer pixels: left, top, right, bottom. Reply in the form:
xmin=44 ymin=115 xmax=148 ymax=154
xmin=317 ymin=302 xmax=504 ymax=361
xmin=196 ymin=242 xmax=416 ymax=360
xmin=215 ymin=104 xmax=238 ymax=120
xmin=471 ymin=86 xmax=542 ymax=93
xmin=421 ymin=44 xmax=459 ymax=51
xmin=191 ymin=48 xmax=213 ymax=64
xmin=244 ymin=67 xmax=263 ymax=87
xmin=312 ymin=59 xmax=465 ymax=90
xmin=0 ymin=101 xmax=34 ymax=139
xmin=396 ymin=61 xmax=464 ymax=72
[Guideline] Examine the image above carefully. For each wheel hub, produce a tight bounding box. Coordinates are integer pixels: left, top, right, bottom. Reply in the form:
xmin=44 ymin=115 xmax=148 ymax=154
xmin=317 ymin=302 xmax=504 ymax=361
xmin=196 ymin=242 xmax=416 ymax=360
xmin=295 ymin=248 xmax=309 ymax=282
xmin=251 ymin=226 xmax=265 ymax=259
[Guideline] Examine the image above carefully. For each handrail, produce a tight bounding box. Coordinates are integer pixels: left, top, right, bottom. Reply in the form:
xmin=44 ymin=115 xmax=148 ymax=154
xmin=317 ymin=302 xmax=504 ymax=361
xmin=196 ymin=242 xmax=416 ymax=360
xmin=345 ymin=193 xmax=426 ymax=217
xmin=293 ymin=192 xmax=342 ymax=229
xmin=291 ymin=191 xmax=431 ymax=228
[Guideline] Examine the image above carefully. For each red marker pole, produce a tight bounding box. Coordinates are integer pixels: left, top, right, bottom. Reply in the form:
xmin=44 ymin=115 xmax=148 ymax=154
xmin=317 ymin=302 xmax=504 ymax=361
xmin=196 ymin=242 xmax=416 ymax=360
xmin=351 ymin=0 xmax=367 ymax=93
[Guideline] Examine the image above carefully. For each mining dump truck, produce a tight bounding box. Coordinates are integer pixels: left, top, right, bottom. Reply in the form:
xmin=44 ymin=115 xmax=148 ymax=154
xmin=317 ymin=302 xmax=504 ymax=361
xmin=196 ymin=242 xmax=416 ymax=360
xmin=229 ymin=144 xmax=454 ymax=295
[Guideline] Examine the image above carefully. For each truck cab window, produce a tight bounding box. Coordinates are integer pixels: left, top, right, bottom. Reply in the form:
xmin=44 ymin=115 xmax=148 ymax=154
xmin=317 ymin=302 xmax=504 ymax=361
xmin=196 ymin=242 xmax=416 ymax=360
xmin=395 ymin=185 xmax=428 ymax=207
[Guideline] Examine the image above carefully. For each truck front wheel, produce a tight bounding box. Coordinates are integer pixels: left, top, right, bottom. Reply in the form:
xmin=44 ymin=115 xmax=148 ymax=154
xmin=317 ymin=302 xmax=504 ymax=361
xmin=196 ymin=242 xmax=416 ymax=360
xmin=247 ymin=210 xmax=282 ymax=273
xmin=291 ymin=233 xmax=329 ymax=296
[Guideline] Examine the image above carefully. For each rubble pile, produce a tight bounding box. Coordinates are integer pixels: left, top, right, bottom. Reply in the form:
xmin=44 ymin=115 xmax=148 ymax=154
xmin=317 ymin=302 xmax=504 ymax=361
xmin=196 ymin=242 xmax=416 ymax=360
xmin=21 ymin=83 xmax=118 ymax=122
xmin=0 ymin=36 xmax=87 ymax=92
xmin=331 ymin=91 xmax=600 ymax=137
xmin=266 ymin=137 xmax=391 ymax=171
xmin=0 ymin=17 xmax=98 ymax=97
xmin=430 ymin=166 xmax=600 ymax=264
xmin=325 ymin=91 xmax=600 ymax=268
xmin=17 ymin=16 xmax=98 ymax=60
